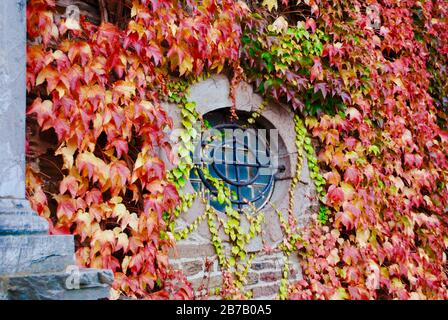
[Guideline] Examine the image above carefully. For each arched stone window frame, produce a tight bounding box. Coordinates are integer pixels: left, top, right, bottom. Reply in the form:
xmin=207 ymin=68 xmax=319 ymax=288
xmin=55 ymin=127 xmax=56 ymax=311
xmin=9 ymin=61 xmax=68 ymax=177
xmin=162 ymin=75 xmax=318 ymax=252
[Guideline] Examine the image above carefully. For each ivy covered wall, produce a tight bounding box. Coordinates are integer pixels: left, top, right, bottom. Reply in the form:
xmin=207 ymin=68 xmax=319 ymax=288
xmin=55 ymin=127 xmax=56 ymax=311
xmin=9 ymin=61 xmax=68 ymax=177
xmin=26 ymin=0 xmax=448 ymax=300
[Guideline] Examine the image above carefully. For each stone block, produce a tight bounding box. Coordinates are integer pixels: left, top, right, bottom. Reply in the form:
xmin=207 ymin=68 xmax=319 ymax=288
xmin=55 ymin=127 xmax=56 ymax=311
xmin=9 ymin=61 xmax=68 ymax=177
xmin=250 ymin=261 xmax=275 ymax=271
xmin=235 ymin=81 xmax=258 ymax=112
xmin=245 ymin=272 xmax=259 ymax=286
xmin=0 ymin=234 xmax=75 ymax=275
xmin=189 ymin=75 xmax=232 ymax=114
xmin=259 ymin=271 xmax=282 ymax=282
xmin=0 ymin=211 xmax=48 ymax=235
xmin=0 ymin=268 xmax=114 ymax=300
xmin=181 ymin=260 xmax=204 ymax=277
xmin=259 ymin=102 xmax=296 ymax=154
xmin=250 ymin=282 xmax=280 ymax=299
xmin=189 ymin=274 xmax=222 ymax=291
xmin=168 ymin=242 xmax=216 ymax=259
xmin=260 ymin=205 xmax=284 ymax=246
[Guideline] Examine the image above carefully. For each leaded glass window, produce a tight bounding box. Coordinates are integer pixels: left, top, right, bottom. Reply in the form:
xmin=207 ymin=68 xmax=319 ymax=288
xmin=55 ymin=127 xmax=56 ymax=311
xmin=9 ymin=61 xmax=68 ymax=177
xmin=190 ymin=110 xmax=281 ymax=212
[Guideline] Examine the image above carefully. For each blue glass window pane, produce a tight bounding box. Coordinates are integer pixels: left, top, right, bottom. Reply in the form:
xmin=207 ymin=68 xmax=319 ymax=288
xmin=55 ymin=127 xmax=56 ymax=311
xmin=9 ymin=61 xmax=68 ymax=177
xmin=238 ymin=166 xmax=248 ymax=181
xmin=191 ymin=181 xmax=201 ymax=191
xmin=235 ymin=148 xmax=245 ymax=164
xmin=255 ymin=174 xmax=271 ymax=185
xmin=241 ymin=186 xmax=253 ymax=203
xmin=227 ymin=165 xmax=236 ymax=180
xmin=191 ymin=123 xmax=274 ymax=213
xmin=212 ymin=163 xmax=226 ymax=177
xmin=249 ymin=167 xmax=258 ymax=178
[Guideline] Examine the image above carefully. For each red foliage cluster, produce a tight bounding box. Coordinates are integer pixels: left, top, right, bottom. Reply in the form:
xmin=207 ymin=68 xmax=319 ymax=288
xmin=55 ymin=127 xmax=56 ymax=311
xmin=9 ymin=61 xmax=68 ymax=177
xmin=242 ymin=0 xmax=448 ymax=299
xmin=26 ymin=0 xmax=246 ymax=298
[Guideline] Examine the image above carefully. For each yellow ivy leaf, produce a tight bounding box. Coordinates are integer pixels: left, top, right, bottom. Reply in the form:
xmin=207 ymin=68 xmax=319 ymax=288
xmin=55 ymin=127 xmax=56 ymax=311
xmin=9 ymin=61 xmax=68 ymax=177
xmin=76 ymin=211 xmax=91 ymax=224
xmin=55 ymin=138 xmax=77 ymax=169
xmin=113 ymin=203 xmax=128 ymax=220
xmin=93 ymin=229 xmax=115 ymax=245
xmin=270 ymin=16 xmax=288 ymax=34
xmin=340 ymin=182 xmax=355 ymax=200
xmin=179 ymin=55 xmax=193 ymax=76
xmin=356 ymin=228 xmax=370 ymax=247
xmin=305 ymin=116 xmax=318 ymax=129
xmin=392 ymin=77 xmax=404 ymax=87
xmin=134 ymin=152 xmax=145 ymax=170
xmin=116 ymin=232 xmax=129 ymax=252
xmin=91 ymin=255 xmax=103 ymax=269
xmin=128 ymin=21 xmax=145 ymax=39
xmin=326 ymin=248 xmax=340 ymax=265
xmin=36 ymin=65 xmax=57 ymax=87
xmin=128 ymin=212 xmax=139 ymax=231
xmin=262 ymin=0 xmax=278 ymax=11
xmin=110 ymin=196 xmax=123 ymax=204
xmin=139 ymin=100 xmax=154 ymax=111
xmin=110 ymin=289 xmax=121 ymax=300
xmin=113 ymin=80 xmax=136 ymax=99
xmin=122 ymin=256 xmax=131 ymax=273
xmin=168 ymin=23 xmax=178 ymax=36
xmin=330 ymin=287 xmax=348 ymax=300
xmin=113 ymin=227 xmax=122 ymax=237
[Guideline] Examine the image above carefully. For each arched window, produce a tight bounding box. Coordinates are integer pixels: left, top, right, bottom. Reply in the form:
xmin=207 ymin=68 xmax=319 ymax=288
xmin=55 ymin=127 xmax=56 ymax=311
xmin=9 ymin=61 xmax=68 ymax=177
xmin=190 ymin=109 xmax=283 ymax=212
xmin=162 ymin=75 xmax=318 ymax=248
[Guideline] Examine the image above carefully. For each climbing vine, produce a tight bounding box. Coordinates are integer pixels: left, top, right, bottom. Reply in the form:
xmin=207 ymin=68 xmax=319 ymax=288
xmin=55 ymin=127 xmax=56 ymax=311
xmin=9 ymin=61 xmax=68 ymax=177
xmin=25 ymin=0 xmax=247 ymax=299
xmin=241 ymin=1 xmax=448 ymax=300
xmin=25 ymin=0 xmax=448 ymax=300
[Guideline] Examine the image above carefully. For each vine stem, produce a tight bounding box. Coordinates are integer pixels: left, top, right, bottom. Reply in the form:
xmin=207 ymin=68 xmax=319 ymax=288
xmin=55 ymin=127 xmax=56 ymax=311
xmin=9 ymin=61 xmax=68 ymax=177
xmin=98 ymin=0 xmax=109 ymax=23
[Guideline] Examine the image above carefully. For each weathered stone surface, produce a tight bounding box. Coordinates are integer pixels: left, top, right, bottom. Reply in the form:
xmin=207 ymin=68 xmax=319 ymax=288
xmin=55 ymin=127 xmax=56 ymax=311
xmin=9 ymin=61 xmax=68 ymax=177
xmin=234 ymin=80 xmax=262 ymax=112
xmin=0 ymin=268 xmax=113 ymax=300
xmin=259 ymin=271 xmax=282 ymax=282
xmin=250 ymin=282 xmax=280 ymax=299
xmin=289 ymin=266 xmax=299 ymax=279
xmin=258 ymin=102 xmax=297 ymax=155
xmin=0 ymin=0 xmax=27 ymax=199
xmin=0 ymin=199 xmax=49 ymax=235
xmin=250 ymin=261 xmax=275 ymax=271
xmin=245 ymin=272 xmax=259 ymax=286
xmin=189 ymin=274 xmax=222 ymax=291
xmin=0 ymin=1 xmax=114 ymax=300
xmin=0 ymin=210 xmax=49 ymax=235
xmin=181 ymin=260 xmax=204 ymax=277
xmin=0 ymin=234 xmax=75 ymax=275
xmin=168 ymin=243 xmax=216 ymax=259
xmin=189 ymin=75 xmax=233 ymax=115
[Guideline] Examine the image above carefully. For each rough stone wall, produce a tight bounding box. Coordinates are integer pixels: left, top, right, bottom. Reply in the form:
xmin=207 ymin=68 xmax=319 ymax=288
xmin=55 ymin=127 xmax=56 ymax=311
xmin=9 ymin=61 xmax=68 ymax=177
xmin=169 ymin=243 xmax=303 ymax=299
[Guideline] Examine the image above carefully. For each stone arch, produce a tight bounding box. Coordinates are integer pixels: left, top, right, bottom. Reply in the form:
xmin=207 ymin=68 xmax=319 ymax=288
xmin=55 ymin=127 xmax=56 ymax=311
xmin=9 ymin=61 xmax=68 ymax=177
xmin=162 ymin=75 xmax=318 ymax=299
